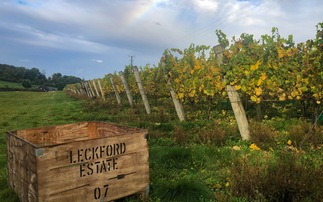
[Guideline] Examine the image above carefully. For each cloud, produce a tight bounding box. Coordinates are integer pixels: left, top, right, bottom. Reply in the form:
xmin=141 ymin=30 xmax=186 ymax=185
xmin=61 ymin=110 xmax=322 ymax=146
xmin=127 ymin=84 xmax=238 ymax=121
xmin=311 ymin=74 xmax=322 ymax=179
xmin=95 ymin=60 xmax=103 ymax=63
xmin=0 ymin=0 xmax=322 ymax=79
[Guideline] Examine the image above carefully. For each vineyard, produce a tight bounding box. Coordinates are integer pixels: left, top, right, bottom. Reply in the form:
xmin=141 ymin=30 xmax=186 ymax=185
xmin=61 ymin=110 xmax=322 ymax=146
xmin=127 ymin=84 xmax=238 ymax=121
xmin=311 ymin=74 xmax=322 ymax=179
xmin=65 ymin=23 xmax=322 ymax=128
xmin=63 ymin=24 xmax=323 ymax=201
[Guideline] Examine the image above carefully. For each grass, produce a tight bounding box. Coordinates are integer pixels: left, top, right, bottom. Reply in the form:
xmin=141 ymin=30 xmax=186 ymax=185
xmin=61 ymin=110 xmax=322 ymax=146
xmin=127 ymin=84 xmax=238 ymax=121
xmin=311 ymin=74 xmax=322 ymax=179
xmin=0 ymin=80 xmax=24 ymax=89
xmin=0 ymin=80 xmax=39 ymax=90
xmin=1 ymin=91 xmax=323 ymax=201
xmin=0 ymin=91 xmax=95 ymax=201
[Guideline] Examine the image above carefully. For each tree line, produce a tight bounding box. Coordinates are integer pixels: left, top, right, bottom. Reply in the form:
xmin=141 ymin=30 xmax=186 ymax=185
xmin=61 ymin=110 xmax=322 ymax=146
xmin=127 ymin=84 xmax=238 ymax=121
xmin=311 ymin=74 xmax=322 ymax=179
xmin=0 ymin=64 xmax=83 ymax=90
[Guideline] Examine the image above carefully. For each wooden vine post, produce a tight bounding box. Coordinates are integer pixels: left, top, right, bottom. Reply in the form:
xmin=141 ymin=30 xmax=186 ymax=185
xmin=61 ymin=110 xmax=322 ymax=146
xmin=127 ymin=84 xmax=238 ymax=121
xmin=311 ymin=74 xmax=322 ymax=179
xmin=92 ymin=80 xmax=100 ymax=98
xmin=80 ymin=83 xmax=87 ymax=97
xmin=97 ymin=79 xmax=105 ymax=100
xmin=132 ymin=66 xmax=151 ymax=114
xmin=119 ymin=71 xmax=134 ymax=107
xmin=214 ymin=45 xmax=250 ymax=140
xmin=82 ymin=82 xmax=91 ymax=98
xmin=109 ymin=74 xmax=121 ymax=105
xmin=161 ymin=56 xmax=185 ymax=121
xmin=87 ymin=81 xmax=96 ymax=98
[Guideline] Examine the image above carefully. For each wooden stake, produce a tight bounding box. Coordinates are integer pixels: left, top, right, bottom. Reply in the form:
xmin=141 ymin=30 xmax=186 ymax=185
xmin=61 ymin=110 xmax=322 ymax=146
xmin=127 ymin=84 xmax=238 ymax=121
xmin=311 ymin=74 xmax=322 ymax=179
xmin=132 ymin=66 xmax=151 ymax=114
xmin=109 ymin=75 xmax=121 ymax=105
xmin=161 ymin=56 xmax=185 ymax=121
xmin=92 ymin=80 xmax=100 ymax=98
xmin=214 ymin=45 xmax=250 ymax=141
xmin=87 ymin=81 xmax=96 ymax=98
xmin=119 ymin=72 xmax=134 ymax=107
xmin=97 ymin=79 xmax=105 ymax=100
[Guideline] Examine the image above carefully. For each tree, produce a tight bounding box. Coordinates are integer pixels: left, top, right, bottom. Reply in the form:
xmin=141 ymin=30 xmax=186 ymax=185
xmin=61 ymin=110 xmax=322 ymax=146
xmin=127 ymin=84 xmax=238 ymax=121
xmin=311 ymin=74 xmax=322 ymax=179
xmin=22 ymin=79 xmax=32 ymax=88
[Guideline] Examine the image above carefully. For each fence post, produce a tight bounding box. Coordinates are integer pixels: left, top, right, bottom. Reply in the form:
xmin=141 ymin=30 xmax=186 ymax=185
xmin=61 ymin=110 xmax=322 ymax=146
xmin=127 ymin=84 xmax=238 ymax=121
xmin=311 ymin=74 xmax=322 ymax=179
xmin=119 ymin=71 xmax=134 ymax=107
xmin=161 ymin=56 xmax=185 ymax=121
xmin=214 ymin=45 xmax=250 ymax=140
xmin=132 ymin=66 xmax=151 ymax=114
xmin=92 ymin=80 xmax=100 ymax=98
xmin=97 ymin=79 xmax=105 ymax=100
xmin=109 ymin=74 xmax=121 ymax=105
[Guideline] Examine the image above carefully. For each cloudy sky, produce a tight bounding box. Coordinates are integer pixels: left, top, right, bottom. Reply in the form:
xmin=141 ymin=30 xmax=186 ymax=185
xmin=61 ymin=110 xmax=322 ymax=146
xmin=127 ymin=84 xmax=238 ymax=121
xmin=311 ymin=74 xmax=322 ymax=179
xmin=0 ymin=0 xmax=322 ymax=80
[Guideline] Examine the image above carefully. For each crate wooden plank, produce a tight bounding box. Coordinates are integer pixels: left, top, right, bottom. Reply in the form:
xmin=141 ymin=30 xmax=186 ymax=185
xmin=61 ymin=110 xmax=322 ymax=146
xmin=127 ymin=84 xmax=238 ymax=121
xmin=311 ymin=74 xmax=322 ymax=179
xmin=7 ymin=122 xmax=149 ymax=202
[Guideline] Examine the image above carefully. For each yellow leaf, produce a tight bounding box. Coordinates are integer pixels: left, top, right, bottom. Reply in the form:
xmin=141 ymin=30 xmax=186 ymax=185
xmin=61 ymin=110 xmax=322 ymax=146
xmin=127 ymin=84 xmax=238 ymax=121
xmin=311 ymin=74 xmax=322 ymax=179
xmin=199 ymin=84 xmax=204 ymax=92
xmin=279 ymin=93 xmax=286 ymax=101
xmin=260 ymin=73 xmax=267 ymax=81
xmin=250 ymin=60 xmax=261 ymax=71
xmin=255 ymin=87 xmax=262 ymax=96
xmin=235 ymin=85 xmax=241 ymax=90
xmin=291 ymin=91 xmax=298 ymax=98
xmin=251 ymin=95 xmax=257 ymax=102
xmin=287 ymin=140 xmax=292 ymax=146
xmin=257 ymin=79 xmax=262 ymax=87
xmin=277 ymin=48 xmax=285 ymax=58
xmin=178 ymin=93 xmax=184 ymax=100
xmin=250 ymin=143 xmax=261 ymax=151
xmin=189 ymin=90 xmax=196 ymax=98
xmin=194 ymin=63 xmax=202 ymax=70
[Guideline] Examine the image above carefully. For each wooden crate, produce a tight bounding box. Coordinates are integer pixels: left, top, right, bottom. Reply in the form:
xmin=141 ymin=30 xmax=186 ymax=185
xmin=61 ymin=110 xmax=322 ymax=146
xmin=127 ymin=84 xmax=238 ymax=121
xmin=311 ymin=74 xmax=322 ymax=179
xmin=7 ymin=122 xmax=149 ymax=202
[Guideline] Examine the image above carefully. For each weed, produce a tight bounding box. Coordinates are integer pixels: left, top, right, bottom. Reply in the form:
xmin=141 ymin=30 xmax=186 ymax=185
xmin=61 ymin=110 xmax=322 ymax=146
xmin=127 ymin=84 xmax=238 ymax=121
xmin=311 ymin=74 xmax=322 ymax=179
xmin=229 ymin=151 xmax=323 ymax=201
xmin=249 ymin=120 xmax=278 ymax=150
xmin=154 ymin=176 xmax=213 ymax=202
xmin=173 ymin=125 xmax=190 ymax=145
xmin=288 ymin=120 xmax=323 ymax=149
xmin=196 ymin=121 xmax=227 ymax=146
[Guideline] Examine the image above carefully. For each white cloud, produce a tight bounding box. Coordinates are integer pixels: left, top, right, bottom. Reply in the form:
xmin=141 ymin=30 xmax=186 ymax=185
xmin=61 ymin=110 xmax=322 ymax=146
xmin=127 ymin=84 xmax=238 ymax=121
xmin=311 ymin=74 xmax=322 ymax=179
xmin=95 ymin=60 xmax=103 ymax=63
xmin=0 ymin=0 xmax=322 ymax=79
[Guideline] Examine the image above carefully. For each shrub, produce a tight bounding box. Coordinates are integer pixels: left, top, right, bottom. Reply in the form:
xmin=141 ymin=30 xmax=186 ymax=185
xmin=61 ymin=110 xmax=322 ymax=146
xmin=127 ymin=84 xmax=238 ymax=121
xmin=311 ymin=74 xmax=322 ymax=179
xmin=288 ymin=120 xmax=323 ymax=149
xmin=21 ymin=79 xmax=32 ymax=88
xmin=249 ymin=121 xmax=278 ymax=150
xmin=196 ymin=122 xmax=227 ymax=146
xmin=229 ymin=151 xmax=323 ymax=201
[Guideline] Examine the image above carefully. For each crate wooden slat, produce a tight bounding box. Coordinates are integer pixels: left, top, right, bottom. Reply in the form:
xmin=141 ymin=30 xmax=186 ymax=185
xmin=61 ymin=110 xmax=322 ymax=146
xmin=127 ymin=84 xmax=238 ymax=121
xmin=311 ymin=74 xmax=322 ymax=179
xmin=7 ymin=122 xmax=149 ymax=202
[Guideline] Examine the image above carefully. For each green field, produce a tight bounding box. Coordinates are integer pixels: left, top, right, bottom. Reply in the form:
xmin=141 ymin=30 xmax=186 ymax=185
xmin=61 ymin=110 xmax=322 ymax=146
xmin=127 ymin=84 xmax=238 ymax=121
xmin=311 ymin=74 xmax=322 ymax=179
xmin=0 ymin=91 xmax=322 ymax=201
xmin=0 ymin=80 xmax=40 ymax=91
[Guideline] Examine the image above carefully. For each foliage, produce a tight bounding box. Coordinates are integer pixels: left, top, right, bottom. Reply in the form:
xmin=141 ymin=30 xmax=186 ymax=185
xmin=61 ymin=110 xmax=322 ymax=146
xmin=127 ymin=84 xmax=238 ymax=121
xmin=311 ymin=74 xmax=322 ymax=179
xmin=229 ymin=151 xmax=323 ymax=201
xmin=0 ymin=64 xmax=83 ymax=90
xmin=21 ymin=79 xmax=32 ymax=88
xmin=0 ymin=64 xmax=46 ymax=85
